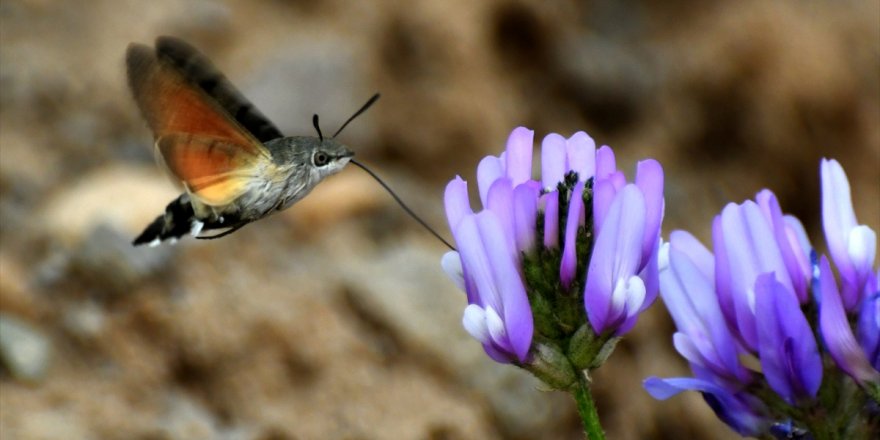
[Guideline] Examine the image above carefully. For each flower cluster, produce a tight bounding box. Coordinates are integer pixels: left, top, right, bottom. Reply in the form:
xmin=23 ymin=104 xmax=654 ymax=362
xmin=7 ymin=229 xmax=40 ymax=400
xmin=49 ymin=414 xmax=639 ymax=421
xmin=442 ymin=127 xmax=664 ymax=387
xmin=644 ymin=159 xmax=879 ymax=437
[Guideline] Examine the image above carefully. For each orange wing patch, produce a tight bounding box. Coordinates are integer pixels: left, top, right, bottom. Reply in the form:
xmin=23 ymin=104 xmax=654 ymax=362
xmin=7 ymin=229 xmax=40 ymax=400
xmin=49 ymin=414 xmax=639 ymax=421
xmin=157 ymin=134 xmax=268 ymax=206
xmin=126 ymin=42 xmax=271 ymax=206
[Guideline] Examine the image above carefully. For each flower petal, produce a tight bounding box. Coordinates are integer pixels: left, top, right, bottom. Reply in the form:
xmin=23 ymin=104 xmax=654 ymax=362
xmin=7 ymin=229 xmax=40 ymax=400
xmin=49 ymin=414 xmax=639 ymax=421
xmin=561 ymin=181 xmax=585 ymax=289
xmin=504 ymin=127 xmax=534 ymax=186
xmin=755 ymin=272 xmax=821 ymax=403
xmin=513 ymin=181 xmax=540 ymax=253
xmin=858 ymin=273 xmax=880 ymax=370
xmin=566 ymin=131 xmax=596 ymax=182
xmin=783 ymin=215 xmax=813 ymax=301
xmin=849 ymin=226 xmax=877 ymax=293
xmin=643 ymin=377 xmax=766 ymax=436
xmin=487 ymin=178 xmax=516 ymax=256
xmin=638 ymin=232 xmax=661 ymax=314
xmin=623 ymin=275 xmax=647 ymax=319
xmin=477 ymin=155 xmax=503 ymax=208
xmin=717 ymin=201 xmax=793 ymax=351
xmin=635 ymin=159 xmax=665 ymax=263
xmin=756 ymin=190 xmax=810 ymax=302
xmin=592 ymin=176 xmax=616 ymax=236
xmin=672 ymin=333 xmax=705 ymax=368
xmin=444 ymin=176 xmax=472 ymax=233
xmin=818 ymin=256 xmax=880 ymax=385
xmin=584 ymin=185 xmax=646 ymax=334
xmin=669 ymin=230 xmax=714 ymax=283
xmin=595 ymin=145 xmax=617 ymax=181
xmin=541 ymin=133 xmax=567 ymax=189
xmin=453 ymin=215 xmax=497 ymax=310
xmin=662 ymin=237 xmax=747 ymax=383
xmin=475 ymin=212 xmax=534 ymax=362
xmin=485 ymin=305 xmax=509 ymax=350
xmin=821 ymin=159 xmax=857 ymax=269
xmin=462 ymin=304 xmax=490 ymax=344
xmin=441 ymin=251 xmax=465 ymax=291
xmin=712 ymin=214 xmax=738 ymax=332
xmin=543 ymin=191 xmax=560 ymax=249
xmin=821 ymin=158 xmax=875 ymax=309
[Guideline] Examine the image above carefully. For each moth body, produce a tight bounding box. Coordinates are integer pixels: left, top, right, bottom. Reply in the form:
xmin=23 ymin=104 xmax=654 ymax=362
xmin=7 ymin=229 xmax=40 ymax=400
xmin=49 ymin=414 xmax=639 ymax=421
xmin=133 ymin=135 xmax=353 ymax=245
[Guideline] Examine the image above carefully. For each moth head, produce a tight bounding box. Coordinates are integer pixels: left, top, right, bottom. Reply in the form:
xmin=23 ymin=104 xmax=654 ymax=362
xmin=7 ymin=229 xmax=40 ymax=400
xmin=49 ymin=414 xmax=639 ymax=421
xmin=309 ymin=138 xmax=353 ymax=176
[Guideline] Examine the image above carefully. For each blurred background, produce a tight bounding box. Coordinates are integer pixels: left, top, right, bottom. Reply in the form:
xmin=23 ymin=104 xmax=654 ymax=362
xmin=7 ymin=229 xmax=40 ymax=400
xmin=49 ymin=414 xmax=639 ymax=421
xmin=0 ymin=0 xmax=878 ymax=439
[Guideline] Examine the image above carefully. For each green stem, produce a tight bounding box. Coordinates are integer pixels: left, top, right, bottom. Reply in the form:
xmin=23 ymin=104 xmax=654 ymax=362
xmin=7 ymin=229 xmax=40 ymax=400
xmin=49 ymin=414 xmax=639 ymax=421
xmin=866 ymin=381 xmax=880 ymax=404
xmin=572 ymin=371 xmax=605 ymax=440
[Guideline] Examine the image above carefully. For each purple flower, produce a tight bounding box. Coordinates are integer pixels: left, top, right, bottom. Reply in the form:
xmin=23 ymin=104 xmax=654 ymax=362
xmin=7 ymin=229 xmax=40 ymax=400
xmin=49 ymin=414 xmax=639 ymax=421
xmin=756 ymin=190 xmax=813 ymax=303
xmin=713 ymin=198 xmax=805 ymax=352
xmin=443 ymin=126 xmax=665 ymax=365
xmin=646 ymin=158 xmax=879 ymax=436
xmin=754 ymin=272 xmax=822 ymax=404
xmin=586 ymin=158 xmax=663 ymax=335
xmin=644 ymin=376 xmax=767 ymax=436
xmin=858 ymin=272 xmax=880 ymax=371
xmin=821 ymin=159 xmax=877 ymax=311
xmin=818 ymin=256 xmax=880 ymax=385
xmin=658 ymin=231 xmax=751 ymax=386
xmin=444 ymin=134 xmax=536 ymax=363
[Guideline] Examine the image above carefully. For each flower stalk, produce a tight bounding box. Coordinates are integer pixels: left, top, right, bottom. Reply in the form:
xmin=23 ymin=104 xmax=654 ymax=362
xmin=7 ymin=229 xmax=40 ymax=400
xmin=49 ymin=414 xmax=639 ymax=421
xmin=573 ymin=371 xmax=605 ymax=440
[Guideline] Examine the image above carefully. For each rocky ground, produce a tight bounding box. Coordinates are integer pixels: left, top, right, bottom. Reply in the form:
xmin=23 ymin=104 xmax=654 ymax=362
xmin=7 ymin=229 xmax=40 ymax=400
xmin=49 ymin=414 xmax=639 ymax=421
xmin=1 ymin=0 xmax=878 ymax=439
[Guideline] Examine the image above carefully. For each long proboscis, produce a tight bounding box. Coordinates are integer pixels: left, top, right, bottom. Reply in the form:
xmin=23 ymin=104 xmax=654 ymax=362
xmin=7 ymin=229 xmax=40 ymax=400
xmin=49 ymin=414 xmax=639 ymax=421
xmin=351 ymin=159 xmax=456 ymax=251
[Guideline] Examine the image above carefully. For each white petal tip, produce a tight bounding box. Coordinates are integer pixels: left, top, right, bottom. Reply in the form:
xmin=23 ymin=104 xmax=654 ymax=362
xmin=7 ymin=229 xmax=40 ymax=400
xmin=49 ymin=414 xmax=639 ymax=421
xmin=625 ymin=276 xmax=647 ymax=317
xmin=441 ymin=251 xmax=465 ymax=291
xmin=462 ymin=304 xmax=490 ymax=344
xmin=658 ymin=241 xmax=671 ymax=272
xmin=848 ymin=226 xmax=877 ymax=269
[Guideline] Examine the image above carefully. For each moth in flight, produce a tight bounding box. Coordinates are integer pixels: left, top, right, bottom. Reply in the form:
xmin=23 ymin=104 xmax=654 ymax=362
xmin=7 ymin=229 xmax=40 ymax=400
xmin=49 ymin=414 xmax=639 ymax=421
xmin=128 ymin=36 xmax=374 ymax=245
xmin=127 ymin=37 xmax=453 ymax=249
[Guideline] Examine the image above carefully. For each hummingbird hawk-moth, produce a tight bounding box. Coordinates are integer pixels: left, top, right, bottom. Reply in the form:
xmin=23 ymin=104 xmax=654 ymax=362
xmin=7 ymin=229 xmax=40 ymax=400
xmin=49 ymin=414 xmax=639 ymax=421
xmin=126 ymin=36 xmax=380 ymax=246
xmin=127 ymin=36 xmax=453 ymax=250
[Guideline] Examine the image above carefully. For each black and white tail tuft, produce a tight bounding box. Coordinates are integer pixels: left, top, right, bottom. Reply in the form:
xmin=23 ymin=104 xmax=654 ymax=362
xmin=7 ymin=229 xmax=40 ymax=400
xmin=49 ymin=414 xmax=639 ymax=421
xmin=133 ymin=195 xmax=198 ymax=246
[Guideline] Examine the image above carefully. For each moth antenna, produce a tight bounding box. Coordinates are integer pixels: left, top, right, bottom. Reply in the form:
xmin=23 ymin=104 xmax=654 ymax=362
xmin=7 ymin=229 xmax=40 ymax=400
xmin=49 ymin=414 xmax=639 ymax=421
xmin=350 ymin=159 xmax=455 ymax=251
xmin=333 ymin=93 xmax=380 ymax=138
xmin=312 ymin=114 xmax=324 ymax=141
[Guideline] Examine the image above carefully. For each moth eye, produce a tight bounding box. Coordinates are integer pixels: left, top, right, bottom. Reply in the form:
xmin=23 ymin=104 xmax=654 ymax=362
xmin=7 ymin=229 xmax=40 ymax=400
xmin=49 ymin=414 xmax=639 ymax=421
xmin=313 ymin=151 xmax=330 ymax=167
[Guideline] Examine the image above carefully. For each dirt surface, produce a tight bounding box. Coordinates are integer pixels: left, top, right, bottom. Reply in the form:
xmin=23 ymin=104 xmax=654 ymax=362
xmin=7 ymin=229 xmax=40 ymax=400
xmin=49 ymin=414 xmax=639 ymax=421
xmin=1 ymin=1 xmax=878 ymax=439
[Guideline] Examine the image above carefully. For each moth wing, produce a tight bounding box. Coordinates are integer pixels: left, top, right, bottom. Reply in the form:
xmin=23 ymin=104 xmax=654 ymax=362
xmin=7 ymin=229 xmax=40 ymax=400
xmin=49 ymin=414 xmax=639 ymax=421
xmin=156 ymin=134 xmax=273 ymax=206
xmin=126 ymin=40 xmax=275 ymax=206
xmin=154 ymin=36 xmax=285 ymax=143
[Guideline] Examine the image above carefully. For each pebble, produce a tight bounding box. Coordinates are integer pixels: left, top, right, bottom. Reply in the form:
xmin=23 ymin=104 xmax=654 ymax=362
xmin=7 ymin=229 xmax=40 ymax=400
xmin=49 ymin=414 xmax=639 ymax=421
xmin=69 ymin=222 xmax=174 ymax=294
xmin=0 ymin=312 xmax=52 ymax=382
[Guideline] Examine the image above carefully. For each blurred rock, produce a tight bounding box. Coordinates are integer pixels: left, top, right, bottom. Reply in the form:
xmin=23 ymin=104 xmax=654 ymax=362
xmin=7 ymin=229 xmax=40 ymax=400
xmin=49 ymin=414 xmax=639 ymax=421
xmin=159 ymin=393 xmax=222 ymax=440
xmin=0 ymin=313 xmax=51 ymax=382
xmin=341 ymin=244 xmax=572 ymax=438
xmin=61 ymin=300 xmax=106 ymax=341
xmin=41 ymin=164 xmax=178 ymax=247
xmin=554 ymin=36 xmax=658 ymax=133
xmin=6 ymin=407 xmax=91 ymax=440
xmin=0 ymin=253 xmax=44 ymax=321
xmin=68 ymin=222 xmax=174 ymax=295
xmin=281 ymin=168 xmax=385 ymax=234
xmin=242 ymin=39 xmax=373 ymax=146
xmin=158 ymin=0 xmax=233 ymax=45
